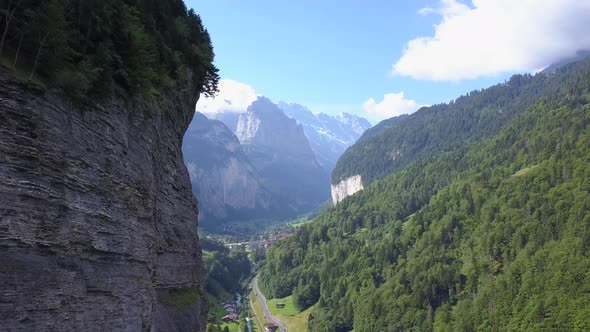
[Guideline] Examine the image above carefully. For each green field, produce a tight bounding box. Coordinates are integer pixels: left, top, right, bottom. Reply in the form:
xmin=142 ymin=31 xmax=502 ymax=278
xmin=249 ymin=290 xmax=267 ymax=330
xmin=267 ymin=295 xmax=313 ymax=332
xmin=248 ymin=318 xmax=260 ymax=332
xmin=220 ymin=322 xmax=240 ymax=332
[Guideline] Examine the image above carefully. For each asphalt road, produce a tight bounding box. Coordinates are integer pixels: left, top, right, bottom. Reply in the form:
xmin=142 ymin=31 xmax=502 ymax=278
xmin=252 ymin=275 xmax=288 ymax=332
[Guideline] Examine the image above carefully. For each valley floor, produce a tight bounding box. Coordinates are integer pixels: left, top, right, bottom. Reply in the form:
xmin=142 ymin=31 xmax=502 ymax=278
xmin=251 ymin=276 xmax=288 ymax=331
xmin=249 ymin=275 xmax=315 ymax=332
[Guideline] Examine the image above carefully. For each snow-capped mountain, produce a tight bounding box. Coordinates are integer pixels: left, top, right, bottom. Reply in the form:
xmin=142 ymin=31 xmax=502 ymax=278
xmin=277 ymin=102 xmax=372 ymax=172
xmin=205 ymin=97 xmax=331 ymax=215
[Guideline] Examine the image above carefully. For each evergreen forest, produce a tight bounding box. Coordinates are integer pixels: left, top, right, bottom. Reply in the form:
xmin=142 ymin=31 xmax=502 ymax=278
xmin=261 ymin=57 xmax=590 ymax=331
xmin=0 ymin=0 xmax=218 ymax=99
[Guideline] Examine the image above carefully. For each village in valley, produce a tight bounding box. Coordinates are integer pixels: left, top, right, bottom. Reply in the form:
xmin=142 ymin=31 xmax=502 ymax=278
xmin=204 ymin=227 xmax=293 ymax=332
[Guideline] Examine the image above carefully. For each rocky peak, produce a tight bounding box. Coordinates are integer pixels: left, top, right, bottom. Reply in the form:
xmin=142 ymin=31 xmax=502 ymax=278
xmin=197 ymin=98 xmax=334 ymax=217
xmin=276 ymin=102 xmax=372 ymax=172
xmin=182 ymin=112 xmax=272 ymax=225
xmin=236 ymin=97 xmax=318 ymax=165
xmin=336 ymin=112 xmax=373 ymax=136
xmin=315 ymin=112 xmax=371 ymax=145
xmin=278 ymin=101 xmax=323 ymax=127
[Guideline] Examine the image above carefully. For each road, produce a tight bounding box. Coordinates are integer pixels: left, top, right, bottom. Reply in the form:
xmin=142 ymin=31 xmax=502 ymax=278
xmin=252 ymin=275 xmax=288 ymax=332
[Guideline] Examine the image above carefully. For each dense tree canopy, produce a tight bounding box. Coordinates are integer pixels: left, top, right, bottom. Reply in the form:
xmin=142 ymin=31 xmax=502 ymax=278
xmin=261 ymin=57 xmax=590 ymax=331
xmin=0 ymin=0 xmax=218 ymax=99
xmin=202 ymin=238 xmax=251 ymax=297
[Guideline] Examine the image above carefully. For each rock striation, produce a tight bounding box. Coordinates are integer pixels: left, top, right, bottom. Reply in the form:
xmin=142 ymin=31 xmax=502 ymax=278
xmin=0 ymin=69 xmax=206 ymax=331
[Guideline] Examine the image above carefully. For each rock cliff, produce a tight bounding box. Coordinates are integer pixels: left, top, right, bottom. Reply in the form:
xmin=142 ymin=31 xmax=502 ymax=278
xmin=237 ymin=98 xmax=319 ymax=166
xmin=237 ymin=98 xmax=330 ymax=213
xmin=183 ymin=113 xmax=271 ymax=225
xmin=0 ymin=69 xmax=206 ymax=331
xmin=201 ymin=97 xmax=335 ymax=218
xmin=331 ymin=175 xmax=364 ymax=205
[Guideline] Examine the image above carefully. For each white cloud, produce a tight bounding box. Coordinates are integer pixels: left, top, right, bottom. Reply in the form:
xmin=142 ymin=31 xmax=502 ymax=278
xmin=418 ymin=7 xmax=435 ymax=16
xmin=363 ymin=92 xmax=423 ymax=120
xmin=196 ymin=79 xmax=258 ymax=113
xmin=394 ymin=0 xmax=590 ymax=81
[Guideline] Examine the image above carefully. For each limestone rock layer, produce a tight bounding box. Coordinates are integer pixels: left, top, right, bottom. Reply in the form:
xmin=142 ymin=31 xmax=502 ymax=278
xmin=0 ymin=69 xmax=207 ymax=331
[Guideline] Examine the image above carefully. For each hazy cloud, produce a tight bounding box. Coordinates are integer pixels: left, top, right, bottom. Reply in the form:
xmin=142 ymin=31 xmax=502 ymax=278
xmin=363 ymin=92 xmax=423 ymax=120
xmin=394 ymin=0 xmax=590 ymax=81
xmin=196 ymin=79 xmax=258 ymax=113
xmin=418 ymin=7 xmax=435 ymax=16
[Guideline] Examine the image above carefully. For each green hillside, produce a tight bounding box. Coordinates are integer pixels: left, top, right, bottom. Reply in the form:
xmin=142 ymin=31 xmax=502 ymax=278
xmin=261 ymin=57 xmax=590 ymax=331
xmin=332 ymin=58 xmax=583 ymax=186
xmin=201 ymin=239 xmax=251 ymax=331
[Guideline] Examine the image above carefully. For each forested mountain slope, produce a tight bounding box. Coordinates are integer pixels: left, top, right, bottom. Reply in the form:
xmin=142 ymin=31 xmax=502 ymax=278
xmin=332 ymin=61 xmax=582 ymax=188
xmin=260 ymin=57 xmax=590 ymax=331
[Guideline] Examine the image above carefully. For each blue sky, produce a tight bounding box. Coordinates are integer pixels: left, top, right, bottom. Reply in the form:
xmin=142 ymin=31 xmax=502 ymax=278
xmin=187 ymin=0 xmax=590 ymax=122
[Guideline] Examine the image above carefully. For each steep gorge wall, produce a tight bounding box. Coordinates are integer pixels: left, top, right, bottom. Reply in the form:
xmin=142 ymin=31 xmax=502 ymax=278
xmin=331 ymin=175 xmax=363 ymax=205
xmin=0 ymin=70 xmax=206 ymax=331
xmin=183 ymin=113 xmax=272 ymax=224
xmin=186 ymin=157 xmax=271 ymax=221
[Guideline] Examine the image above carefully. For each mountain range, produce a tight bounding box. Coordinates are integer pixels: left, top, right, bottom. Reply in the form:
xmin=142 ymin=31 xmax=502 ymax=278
xmin=183 ymin=97 xmax=371 ymax=229
xmin=277 ymin=102 xmax=371 ymax=172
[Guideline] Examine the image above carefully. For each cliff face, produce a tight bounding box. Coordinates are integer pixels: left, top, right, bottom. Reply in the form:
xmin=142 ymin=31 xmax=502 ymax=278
xmin=183 ymin=113 xmax=271 ymax=225
xmin=237 ymin=98 xmax=320 ymax=167
xmin=331 ymin=175 xmax=364 ymax=205
xmin=0 ymin=70 xmax=206 ymax=331
xmin=236 ymin=97 xmax=330 ymax=213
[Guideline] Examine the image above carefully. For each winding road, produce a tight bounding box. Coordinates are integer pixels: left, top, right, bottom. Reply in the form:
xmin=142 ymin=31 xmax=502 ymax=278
xmin=252 ymin=275 xmax=288 ymax=332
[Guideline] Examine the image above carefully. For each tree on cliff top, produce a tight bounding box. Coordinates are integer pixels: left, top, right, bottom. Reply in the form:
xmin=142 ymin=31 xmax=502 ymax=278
xmin=0 ymin=0 xmax=219 ymax=99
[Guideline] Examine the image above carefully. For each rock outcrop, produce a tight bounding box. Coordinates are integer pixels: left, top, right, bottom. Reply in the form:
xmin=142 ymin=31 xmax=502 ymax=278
xmin=331 ymin=175 xmax=364 ymax=205
xmin=201 ymin=98 xmax=339 ymax=219
xmin=183 ymin=113 xmax=271 ymax=225
xmin=237 ymin=98 xmax=319 ymax=165
xmin=236 ymin=97 xmax=330 ymax=213
xmin=0 ymin=69 xmax=206 ymax=331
